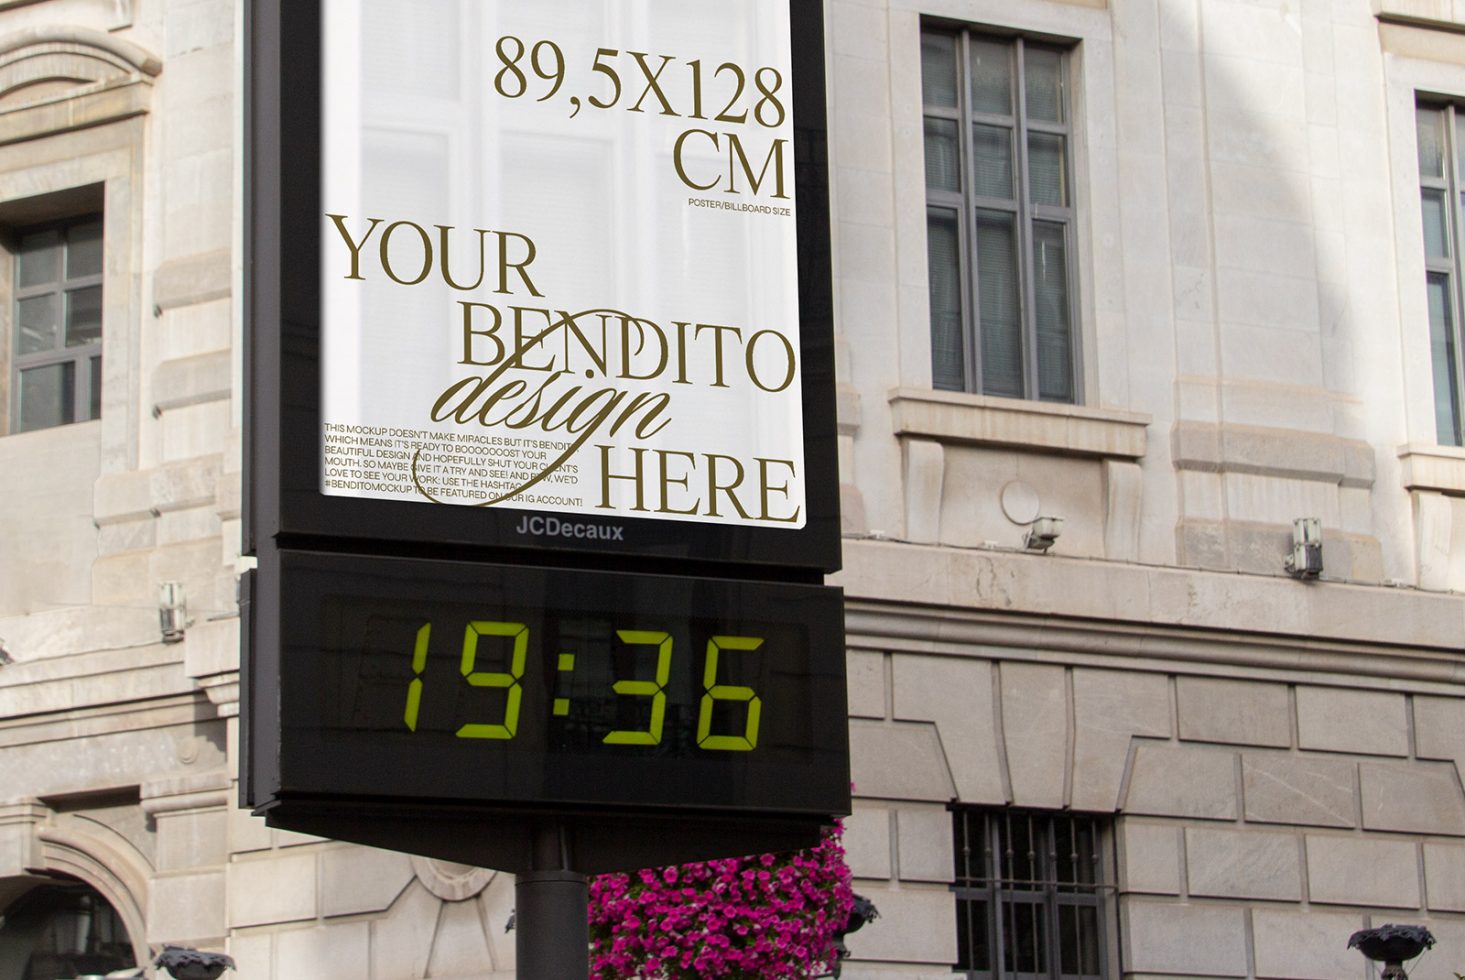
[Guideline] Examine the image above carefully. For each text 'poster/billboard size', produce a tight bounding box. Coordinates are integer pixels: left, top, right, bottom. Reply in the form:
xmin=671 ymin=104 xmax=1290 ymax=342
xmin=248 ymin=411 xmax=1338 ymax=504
xmin=319 ymin=0 xmax=804 ymax=529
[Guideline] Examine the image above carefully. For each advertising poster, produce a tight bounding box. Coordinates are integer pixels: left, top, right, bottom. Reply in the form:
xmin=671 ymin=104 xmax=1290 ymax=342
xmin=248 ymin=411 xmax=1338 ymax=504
xmin=319 ymin=0 xmax=805 ymax=530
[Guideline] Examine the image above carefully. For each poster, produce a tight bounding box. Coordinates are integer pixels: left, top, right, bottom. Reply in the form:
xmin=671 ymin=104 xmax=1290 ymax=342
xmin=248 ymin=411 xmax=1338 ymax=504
xmin=319 ymin=0 xmax=805 ymax=529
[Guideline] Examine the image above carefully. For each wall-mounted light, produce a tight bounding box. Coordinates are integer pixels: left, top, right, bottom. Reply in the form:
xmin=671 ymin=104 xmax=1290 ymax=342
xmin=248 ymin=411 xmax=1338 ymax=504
xmin=1283 ymin=517 xmax=1323 ymax=579
xmin=159 ymin=582 xmax=188 ymax=643
xmin=1023 ymin=516 xmax=1063 ymax=552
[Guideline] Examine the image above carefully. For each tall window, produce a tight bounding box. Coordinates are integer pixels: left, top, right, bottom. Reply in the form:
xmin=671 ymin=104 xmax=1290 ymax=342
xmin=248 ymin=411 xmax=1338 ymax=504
xmin=923 ymin=29 xmax=1077 ymax=402
xmin=1419 ymin=101 xmax=1465 ymax=446
xmin=9 ymin=214 xmax=103 ymax=433
xmin=952 ymin=808 xmax=1110 ymax=979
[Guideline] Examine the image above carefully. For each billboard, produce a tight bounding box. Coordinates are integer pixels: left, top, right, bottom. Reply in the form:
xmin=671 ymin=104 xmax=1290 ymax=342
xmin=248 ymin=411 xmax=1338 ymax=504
xmin=247 ymin=0 xmax=838 ymax=571
xmin=321 ymin=0 xmax=806 ymax=530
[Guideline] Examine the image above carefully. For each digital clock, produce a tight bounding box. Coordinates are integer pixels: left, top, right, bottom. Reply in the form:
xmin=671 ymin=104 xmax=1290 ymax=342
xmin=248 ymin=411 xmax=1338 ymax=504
xmin=243 ymin=549 xmax=850 ymax=868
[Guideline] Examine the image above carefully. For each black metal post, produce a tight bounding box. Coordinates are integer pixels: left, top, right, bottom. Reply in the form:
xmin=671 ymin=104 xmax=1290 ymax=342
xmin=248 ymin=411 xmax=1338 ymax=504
xmin=516 ymin=823 xmax=589 ymax=980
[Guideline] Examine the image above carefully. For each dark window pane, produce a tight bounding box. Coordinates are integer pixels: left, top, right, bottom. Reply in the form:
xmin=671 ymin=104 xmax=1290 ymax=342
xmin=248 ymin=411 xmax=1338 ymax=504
xmin=928 ymin=209 xmax=965 ymax=392
xmin=18 ymin=229 xmax=60 ymax=288
xmin=1004 ymin=896 xmax=1046 ymax=973
xmin=976 ymin=209 xmax=1022 ymax=397
xmin=67 ymin=220 xmax=103 ymax=279
xmin=1024 ymin=47 xmax=1064 ymax=123
xmin=956 ymin=897 xmax=991 ymax=971
xmin=1029 ymin=132 xmax=1068 ymax=206
xmin=925 ymin=118 xmax=961 ymax=191
xmin=1424 ymin=189 xmax=1451 ymax=259
xmin=88 ymin=355 xmax=102 ymax=420
xmin=1429 ymin=272 xmax=1462 ymax=445
xmin=1060 ymin=903 xmax=1103 ymax=976
xmin=1034 ymin=222 xmax=1074 ymax=402
xmin=922 ymin=32 xmax=958 ymax=108
xmin=16 ymin=293 xmax=59 ymax=355
xmin=969 ymin=37 xmax=1012 ymax=115
xmin=18 ymin=362 xmax=74 ymax=432
xmin=972 ymin=124 xmax=1014 ymax=199
xmin=65 ymin=285 xmax=102 ymax=347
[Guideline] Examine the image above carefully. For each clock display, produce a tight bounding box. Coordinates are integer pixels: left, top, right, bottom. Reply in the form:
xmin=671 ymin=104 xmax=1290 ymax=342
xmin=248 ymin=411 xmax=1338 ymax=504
xmin=254 ymin=550 xmax=850 ymax=819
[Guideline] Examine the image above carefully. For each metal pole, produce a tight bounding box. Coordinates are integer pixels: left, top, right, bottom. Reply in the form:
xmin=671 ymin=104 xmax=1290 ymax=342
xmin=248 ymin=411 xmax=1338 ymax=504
xmin=516 ymin=823 xmax=589 ymax=980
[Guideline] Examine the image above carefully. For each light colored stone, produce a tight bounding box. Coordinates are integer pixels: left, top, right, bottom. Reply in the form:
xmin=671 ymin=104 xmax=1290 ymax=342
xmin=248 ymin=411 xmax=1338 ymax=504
xmin=1306 ymin=834 xmax=1421 ymax=908
xmin=846 ymin=649 xmax=886 ymax=720
xmin=1118 ymin=819 xmax=1181 ymax=895
xmin=1361 ymin=760 xmax=1465 ymax=836
xmin=426 ymin=897 xmax=497 ymax=976
xmin=368 ymin=881 xmax=437 ymax=980
xmin=842 ymin=885 xmax=957 ymax=965
xmin=848 ymin=720 xmax=956 ymax=802
xmin=1000 ymin=662 xmax=1068 ymax=809
xmin=1296 ymin=687 xmax=1409 ymax=757
xmin=889 ymin=655 xmax=1005 ymax=804
xmin=155 ymin=809 xmax=227 ymax=871
xmin=895 ymin=805 xmax=952 ymax=883
xmin=274 ymin=922 xmax=370 ymax=980
xmin=1242 ymin=752 xmax=1358 ymax=828
xmin=1177 ymin=677 xmax=1292 ymax=747
xmin=1425 ymin=842 xmax=1465 ymax=911
xmin=1185 ymin=826 xmax=1302 ymax=900
xmin=844 ymin=802 xmax=892 ymax=880
xmin=1416 ymin=696 xmax=1465 ymax=784
xmin=1122 ymin=900 xmax=1249 ymax=977
xmin=903 ymin=438 xmax=944 ymax=543
xmin=1071 ymin=668 xmax=1172 ymax=811
xmin=146 ymin=869 xmax=225 ymax=943
xmin=228 ymin=852 xmax=318 ymax=928
xmin=1125 ymin=745 xmax=1238 ymax=820
xmin=1251 ymin=906 xmax=1363 ymax=979
xmin=320 ymin=844 xmax=414 ymax=919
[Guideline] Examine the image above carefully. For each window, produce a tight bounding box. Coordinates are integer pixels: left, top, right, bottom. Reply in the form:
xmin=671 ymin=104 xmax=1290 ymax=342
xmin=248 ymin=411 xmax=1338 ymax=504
xmin=9 ymin=214 xmax=103 ymax=433
xmin=0 ymin=877 xmax=138 ymax=979
xmin=923 ymin=29 xmax=1077 ymax=402
xmin=952 ymin=808 xmax=1110 ymax=979
xmin=1419 ymin=101 xmax=1465 ymax=446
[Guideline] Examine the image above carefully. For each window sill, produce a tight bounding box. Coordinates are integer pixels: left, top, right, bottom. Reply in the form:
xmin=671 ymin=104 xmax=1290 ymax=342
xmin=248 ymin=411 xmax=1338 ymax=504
xmin=1375 ymin=0 xmax=1465 ymax=32
xmin=1398 ymin=443 xmax=1465 ymax=494
xmin=888 ymin=388 xmax=1150 ymax=459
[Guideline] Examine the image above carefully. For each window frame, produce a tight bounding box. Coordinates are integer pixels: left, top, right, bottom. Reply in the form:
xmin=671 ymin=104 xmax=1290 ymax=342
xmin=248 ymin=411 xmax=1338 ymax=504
xmin=922 ymin=25 xmax=1082 ymax=404
xmin=950 ymin=806 xmax=1114 ymax=980
xmin=1418 ymin=98 xmax=1465 ymax=446
xmin=8 ymin=213 xmax=105 ymax=434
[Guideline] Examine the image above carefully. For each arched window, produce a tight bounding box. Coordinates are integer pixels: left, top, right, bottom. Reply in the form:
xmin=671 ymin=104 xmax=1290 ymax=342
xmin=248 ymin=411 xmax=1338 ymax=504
xmin=0 ymin=876 xmax=139 ymax=980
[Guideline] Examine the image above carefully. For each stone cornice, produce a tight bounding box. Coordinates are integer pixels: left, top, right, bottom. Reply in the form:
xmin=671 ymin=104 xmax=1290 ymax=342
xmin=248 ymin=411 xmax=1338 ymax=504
xmin=834 ymin=538 xmax=1465 ymax=659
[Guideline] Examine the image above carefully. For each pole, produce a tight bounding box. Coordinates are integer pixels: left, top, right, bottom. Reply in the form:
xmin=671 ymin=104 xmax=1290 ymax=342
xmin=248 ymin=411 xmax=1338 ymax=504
xmin=516 ymin=823 xmax=589 ymax=980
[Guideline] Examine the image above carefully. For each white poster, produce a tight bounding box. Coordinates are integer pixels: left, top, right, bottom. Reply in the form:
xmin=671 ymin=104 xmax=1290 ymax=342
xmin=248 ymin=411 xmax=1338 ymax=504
xmin=319 ymin=0 xmax=804 ymax=529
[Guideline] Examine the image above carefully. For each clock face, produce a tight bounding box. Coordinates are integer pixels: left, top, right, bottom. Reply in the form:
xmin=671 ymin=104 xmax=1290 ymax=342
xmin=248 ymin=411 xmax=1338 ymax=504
xmin=260 ymin=551 xmax=850 ymax=818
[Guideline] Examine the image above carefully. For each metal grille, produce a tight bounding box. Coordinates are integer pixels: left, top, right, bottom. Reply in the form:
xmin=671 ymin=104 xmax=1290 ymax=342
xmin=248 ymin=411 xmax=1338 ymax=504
xmin=952 ymin=808 xmax=1111 ymax=979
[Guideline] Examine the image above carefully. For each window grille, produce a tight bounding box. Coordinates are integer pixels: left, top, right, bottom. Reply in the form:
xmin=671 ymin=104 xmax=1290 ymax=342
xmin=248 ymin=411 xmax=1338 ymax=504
xmin=952 ymin=808 xmax=1111 ymax=979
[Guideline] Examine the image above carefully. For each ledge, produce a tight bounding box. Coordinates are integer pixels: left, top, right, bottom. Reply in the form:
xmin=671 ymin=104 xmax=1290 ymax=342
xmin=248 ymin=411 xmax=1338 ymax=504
xmin=888 ymin=388 xmax=1149 ymax=459
xmin=1400 ymin=444 xmax=1465 ymax=495
xmin=1174 ymin=422 xmax=1375 ymax=487
xmin=1374 ymin=0 xmax=1465 ymax=32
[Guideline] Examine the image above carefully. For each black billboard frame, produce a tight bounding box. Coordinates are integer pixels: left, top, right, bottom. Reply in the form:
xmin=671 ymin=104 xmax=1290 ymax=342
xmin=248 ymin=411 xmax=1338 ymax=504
xmin=245 ymin=0 xmax=841 ymax=580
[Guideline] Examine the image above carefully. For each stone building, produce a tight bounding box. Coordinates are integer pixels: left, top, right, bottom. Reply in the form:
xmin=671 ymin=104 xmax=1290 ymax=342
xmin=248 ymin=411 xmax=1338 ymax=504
xmin=0 ymin=0 xmax=1464 ymax=978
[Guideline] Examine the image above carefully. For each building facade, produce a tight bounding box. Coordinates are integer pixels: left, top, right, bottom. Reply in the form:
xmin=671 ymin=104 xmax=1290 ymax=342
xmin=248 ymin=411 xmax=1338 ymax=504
xmin=1 ymin=0 xmax=1464 ymax=978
